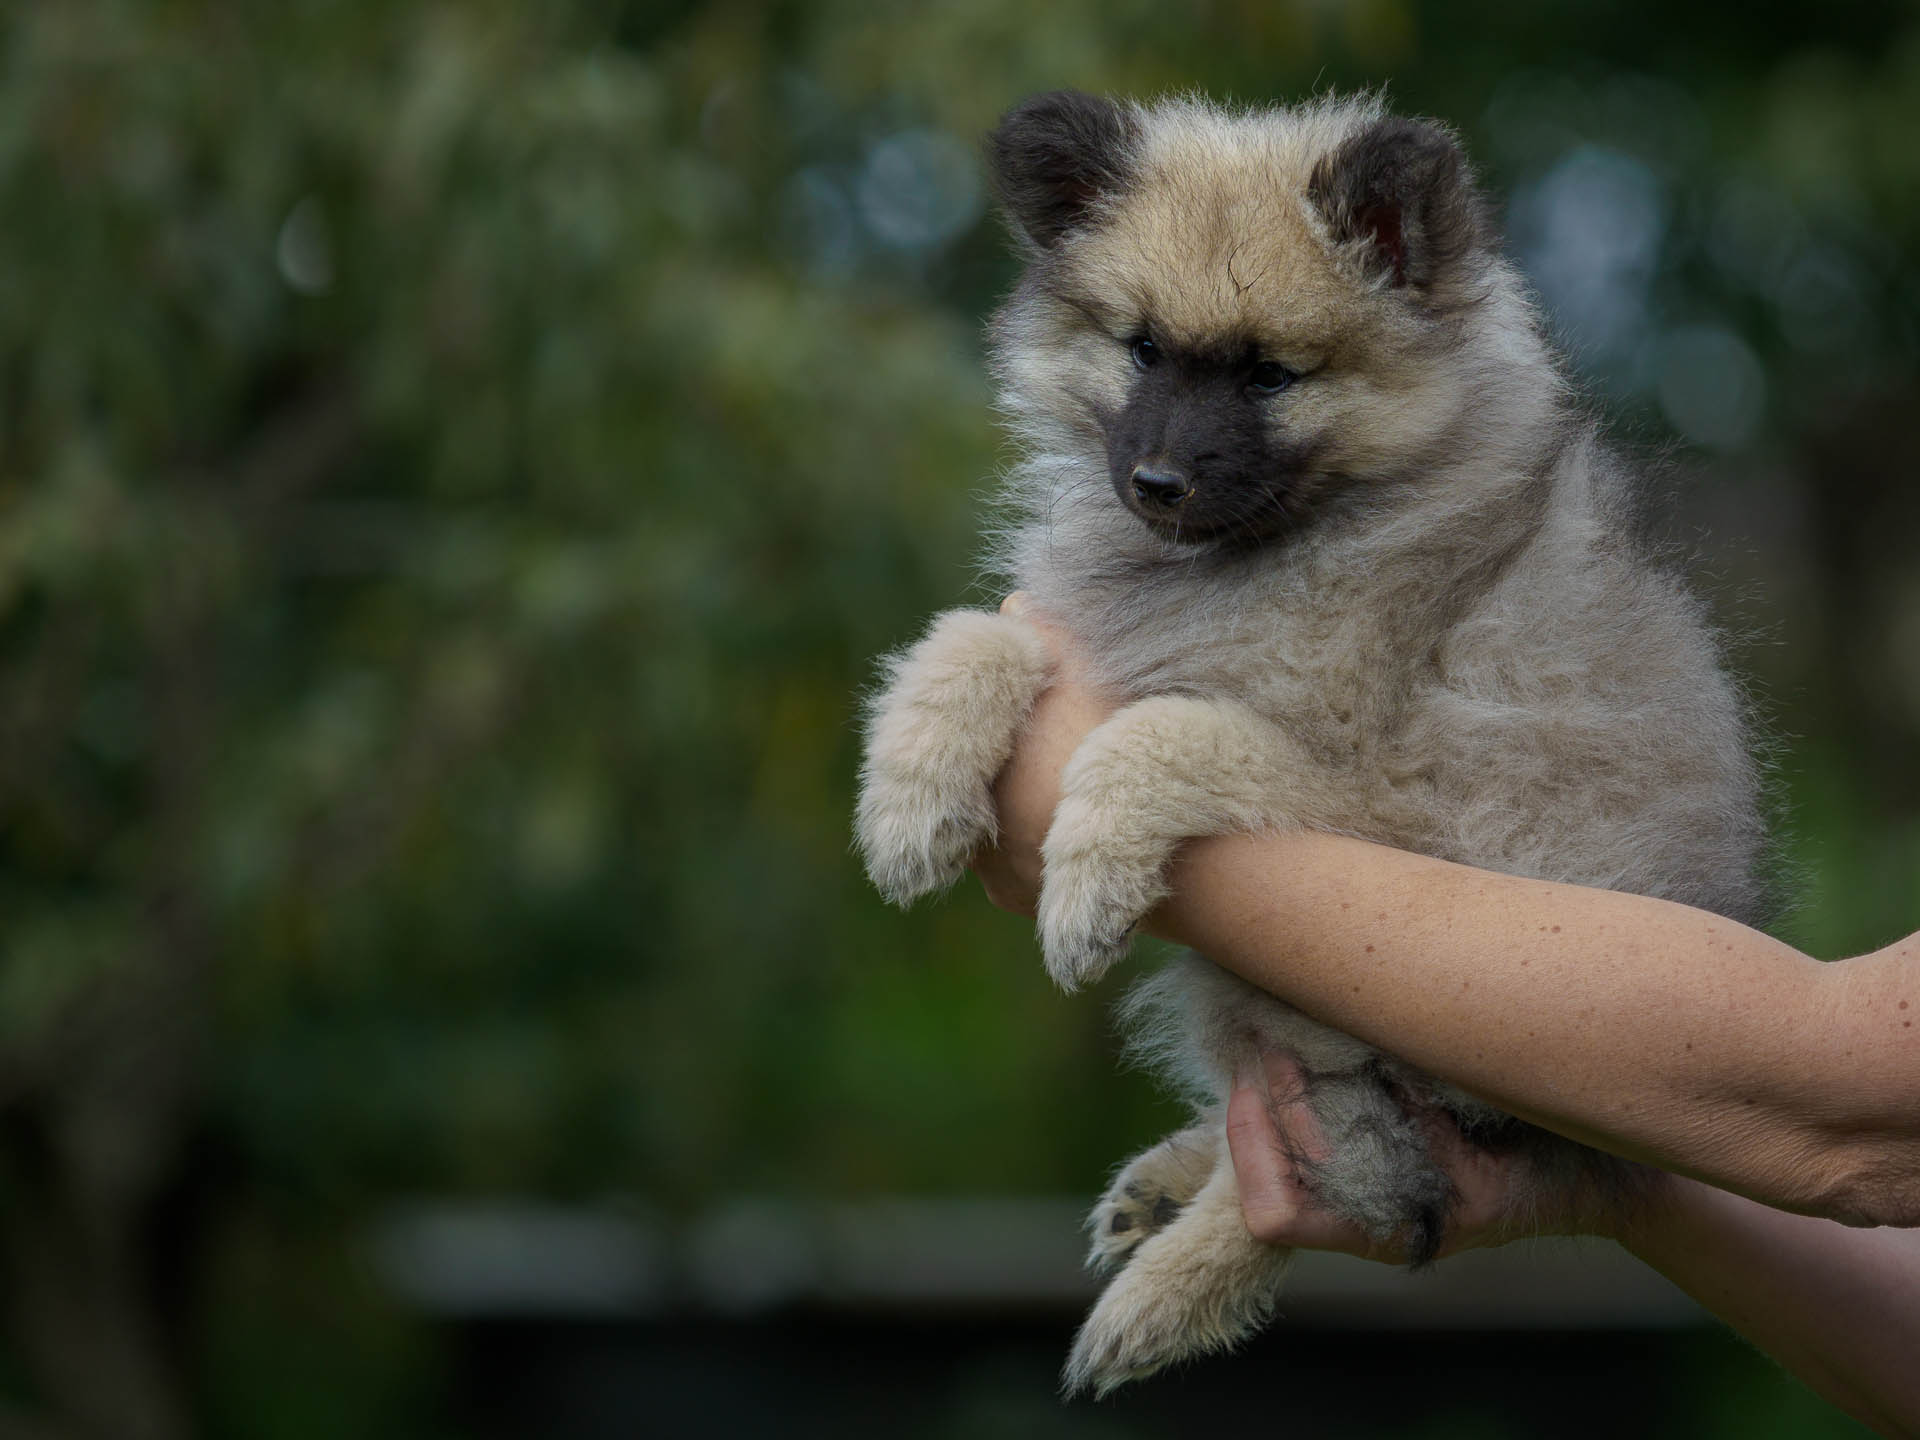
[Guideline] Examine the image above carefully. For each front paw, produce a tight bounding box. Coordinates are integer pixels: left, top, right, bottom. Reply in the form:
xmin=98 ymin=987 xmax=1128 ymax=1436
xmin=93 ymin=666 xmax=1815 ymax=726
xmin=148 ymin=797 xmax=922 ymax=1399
xmin=855 ymin=608 xmax=1054 ymax=907
xmin=1037 ymin=808 xmax=1174 ymax=989
xmin=1035 ymin=691 xmax=1279 ymax=990
xmin=1037 ymin=859 xmax=1140 ymax=990
xmin=855 ymin=777 xmax=990 ymax=907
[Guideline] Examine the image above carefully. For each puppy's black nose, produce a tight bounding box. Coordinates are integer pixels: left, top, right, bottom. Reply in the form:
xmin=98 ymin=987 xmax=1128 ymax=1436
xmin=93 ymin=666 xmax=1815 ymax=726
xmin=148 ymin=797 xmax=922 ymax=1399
xmin=1130 ymin=464 xmax=1191 ymax=508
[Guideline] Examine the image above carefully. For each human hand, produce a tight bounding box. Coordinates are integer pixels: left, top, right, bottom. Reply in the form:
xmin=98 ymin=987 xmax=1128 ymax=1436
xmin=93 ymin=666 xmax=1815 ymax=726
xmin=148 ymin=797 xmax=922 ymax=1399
xmin=1227 ymin=1051 xmax=1598 ymax=1261
xmin=970 ymin=594 xmax=1116 ymax=917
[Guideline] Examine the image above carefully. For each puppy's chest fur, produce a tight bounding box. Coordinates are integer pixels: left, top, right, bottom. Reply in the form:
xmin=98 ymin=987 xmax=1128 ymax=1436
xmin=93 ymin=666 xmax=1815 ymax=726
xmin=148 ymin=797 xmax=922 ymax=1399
xmin=1008 ymin=478 xmax=1761 ymax=923
xmin=1013 ymin=518 xmax=1481 ymax=831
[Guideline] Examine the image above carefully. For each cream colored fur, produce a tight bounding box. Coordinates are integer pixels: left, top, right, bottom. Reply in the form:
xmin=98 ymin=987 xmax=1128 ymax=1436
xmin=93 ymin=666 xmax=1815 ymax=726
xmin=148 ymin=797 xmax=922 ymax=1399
xmin=857 ymin=609 xmax=1055 ymax=903
xmin=857 ymin=93 xmax=1765 ymax=1395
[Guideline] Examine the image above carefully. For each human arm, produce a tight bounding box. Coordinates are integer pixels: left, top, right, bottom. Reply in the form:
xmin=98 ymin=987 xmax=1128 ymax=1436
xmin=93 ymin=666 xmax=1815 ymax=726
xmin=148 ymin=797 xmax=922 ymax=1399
xmin=974 ymin=602 xmax=1920 ymax=1227
xmin=1227 ymin=1053 xmax=1920 ymax=1439
xmin=1622 ymin=1177 xmax=1920 ymax=1438
xmin=1166 ymin=830 xmax=1920 ymax=1227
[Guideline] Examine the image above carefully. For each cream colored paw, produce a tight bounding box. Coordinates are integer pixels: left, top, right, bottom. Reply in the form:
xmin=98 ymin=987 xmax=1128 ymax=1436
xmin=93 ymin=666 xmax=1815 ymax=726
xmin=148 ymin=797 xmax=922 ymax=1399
xmin=855 ymin=777 xmax=991 ymax=906
xmin=855 ymin=608 xmax=1053 ymax=907
xmin=1063 ymin=1166 xmax=1292 ymax=1397
xmin=1036 ymin=861 xmax=1139 ymax=989
xmin=1036 ymin=813 xmax=1175 ymax=988
xmin=1063 ymin=1264 xmax=1176 ymax=1398
xmin=1063 ymin=1241 xmax=1279 ymax=1397
xmin=1037 ymin=691 xmax=1283 ymax=989
xmin=1087 ymin=1127 xmax=1219 ymax=1273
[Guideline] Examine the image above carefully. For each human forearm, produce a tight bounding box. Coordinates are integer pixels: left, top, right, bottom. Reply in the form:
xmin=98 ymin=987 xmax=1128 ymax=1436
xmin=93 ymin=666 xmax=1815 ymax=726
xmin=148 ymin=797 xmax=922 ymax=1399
xmin=1612 ymin=1177 xmax=1920 ymax=1438
xmin=1148 ymin=830 xmax=1920 ymax=1224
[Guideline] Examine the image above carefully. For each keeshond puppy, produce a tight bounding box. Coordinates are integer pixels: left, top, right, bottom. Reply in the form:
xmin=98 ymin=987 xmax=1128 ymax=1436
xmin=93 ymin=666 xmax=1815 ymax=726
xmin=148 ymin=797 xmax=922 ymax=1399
xmin=856 ymin=91 xmax=1766 ymax=1394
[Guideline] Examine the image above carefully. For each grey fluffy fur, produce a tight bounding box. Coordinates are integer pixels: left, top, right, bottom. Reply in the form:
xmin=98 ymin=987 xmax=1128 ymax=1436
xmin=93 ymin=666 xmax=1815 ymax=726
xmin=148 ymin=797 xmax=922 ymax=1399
xmin=855 ymin=91 xmax=1767 ymax=1395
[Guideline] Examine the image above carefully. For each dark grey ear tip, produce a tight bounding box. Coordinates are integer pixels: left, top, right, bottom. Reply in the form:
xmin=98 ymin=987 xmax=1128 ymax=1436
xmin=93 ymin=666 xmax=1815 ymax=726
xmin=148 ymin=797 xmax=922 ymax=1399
xmin=1369 ymin=114 xmax=1465 ymax=150
xmin=1311 ymin=115 xmax=1468 ymax=202
xmin=994 ymin=89 xmax=1114 ymax=128
xmin=1309 ymin=111 xmax=1492 ymax=289
xmin=987 ymin=90 xmax=1137 ymax=249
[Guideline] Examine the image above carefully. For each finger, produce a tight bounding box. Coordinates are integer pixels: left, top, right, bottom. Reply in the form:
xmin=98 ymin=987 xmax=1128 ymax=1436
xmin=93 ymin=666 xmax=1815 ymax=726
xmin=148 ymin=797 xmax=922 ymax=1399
xmin=997 ymin=590 xmax=1068 ymax=672
xmin=1226 ymin=1067 xmax=1302 ymax=1237
xmin=998 ymin=593 xmax=1105 ymax=699
xmin=967 ymin=847 xmax=1036 ymax=918
xmin=1259 ymin=1052 xmax=1333 ymax=1168
xmin=1229 ymin=1056 xmax=1415 ymax=1261
xmin=1406 ymin=1099 xmax=1525 ymax=1253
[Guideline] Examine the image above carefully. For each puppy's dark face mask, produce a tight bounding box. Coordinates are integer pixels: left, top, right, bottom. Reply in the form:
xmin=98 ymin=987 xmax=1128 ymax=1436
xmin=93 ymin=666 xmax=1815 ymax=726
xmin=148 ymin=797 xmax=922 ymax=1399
xmin=1102 ymin=334 xmax=1314 ymax=547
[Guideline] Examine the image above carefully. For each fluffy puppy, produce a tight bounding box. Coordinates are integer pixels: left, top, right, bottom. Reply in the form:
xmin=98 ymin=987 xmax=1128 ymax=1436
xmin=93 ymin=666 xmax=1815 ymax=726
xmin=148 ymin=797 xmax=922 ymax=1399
xmin=856 ymin=91 xmax=1767 ymax=1395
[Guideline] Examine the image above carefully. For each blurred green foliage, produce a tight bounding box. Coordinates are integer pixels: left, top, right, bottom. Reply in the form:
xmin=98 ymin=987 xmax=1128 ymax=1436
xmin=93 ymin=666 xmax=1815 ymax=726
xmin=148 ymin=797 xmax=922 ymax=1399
xmin=2 ymin=0 xmax=1917 ymax=1434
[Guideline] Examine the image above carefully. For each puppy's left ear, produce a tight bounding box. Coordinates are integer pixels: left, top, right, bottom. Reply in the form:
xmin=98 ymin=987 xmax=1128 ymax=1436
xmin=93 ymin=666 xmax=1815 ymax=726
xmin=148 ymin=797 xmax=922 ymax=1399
xmin=1308 ymin=116 xmax=1492 ymax=291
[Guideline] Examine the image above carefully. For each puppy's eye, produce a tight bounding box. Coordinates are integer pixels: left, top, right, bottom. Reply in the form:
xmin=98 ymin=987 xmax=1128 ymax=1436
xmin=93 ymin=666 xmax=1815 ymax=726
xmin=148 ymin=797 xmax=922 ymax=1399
xmin=1248 ymin=361 xmax=1294 ymax=395
xmin=1129 ymin=336 xmax=1160 ymax=370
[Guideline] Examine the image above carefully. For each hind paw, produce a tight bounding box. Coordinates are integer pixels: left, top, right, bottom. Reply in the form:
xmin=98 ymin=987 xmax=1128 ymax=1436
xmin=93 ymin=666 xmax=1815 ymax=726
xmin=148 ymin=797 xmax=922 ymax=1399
xmin=1063 ymin=1270 xmax=1176 ymax=1398
xmin=1065 ymin=1163 xmax=1295 ymax=1397
xmin=1087 ymin=1127 xmax=1218 ymax=1273
xmin=1064 ymin=1243 xmax=1274 ymax=1398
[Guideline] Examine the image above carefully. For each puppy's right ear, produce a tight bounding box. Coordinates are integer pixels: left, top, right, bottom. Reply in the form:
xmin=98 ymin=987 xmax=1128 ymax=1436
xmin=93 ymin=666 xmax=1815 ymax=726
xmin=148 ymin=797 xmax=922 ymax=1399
xmin=987 ymin=91 xmax=1137 ymax=249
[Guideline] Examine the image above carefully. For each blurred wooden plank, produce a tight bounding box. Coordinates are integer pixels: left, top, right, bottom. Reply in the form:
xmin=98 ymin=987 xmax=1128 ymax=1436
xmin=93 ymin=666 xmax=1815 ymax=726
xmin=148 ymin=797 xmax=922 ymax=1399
xmin=373 ymin=1197 xmax=1705 ymax=1328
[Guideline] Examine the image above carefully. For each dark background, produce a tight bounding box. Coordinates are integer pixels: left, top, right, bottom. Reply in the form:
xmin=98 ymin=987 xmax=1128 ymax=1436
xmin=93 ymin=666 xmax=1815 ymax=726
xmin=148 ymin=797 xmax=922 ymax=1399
xmin=3 ymin=1 xmax=1916 ymax=1434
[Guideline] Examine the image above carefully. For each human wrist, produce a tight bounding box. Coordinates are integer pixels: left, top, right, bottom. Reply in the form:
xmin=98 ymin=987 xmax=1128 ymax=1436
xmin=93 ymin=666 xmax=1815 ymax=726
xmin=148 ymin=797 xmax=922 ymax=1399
xmin=973 ymin=622 xmax=1116 ymax=915
xmin=1145 ymin=830 xmax=1308 ymax=953
xmin=1594 ymin=1168 xmax=1691 ymax=1255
